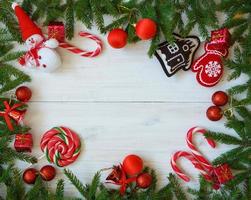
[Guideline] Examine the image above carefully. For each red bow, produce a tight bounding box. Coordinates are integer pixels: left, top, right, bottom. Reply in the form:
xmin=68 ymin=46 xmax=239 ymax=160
xmin=0 ymin=101 xmax=25 ymax=131
xmin=106 ymin=165 xmax=136 ymax=195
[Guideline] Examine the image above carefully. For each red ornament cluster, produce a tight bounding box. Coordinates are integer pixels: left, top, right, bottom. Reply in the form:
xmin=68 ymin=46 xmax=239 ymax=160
xmin=107 ymin=18 xmax=157 ymax=49
xmin=207 ymin=91 xmax=228 ymax=121
xmin=23 ymin=165 xmax=56 ymax=184
xmin=106 ymin=154 xmax=153 ymax=195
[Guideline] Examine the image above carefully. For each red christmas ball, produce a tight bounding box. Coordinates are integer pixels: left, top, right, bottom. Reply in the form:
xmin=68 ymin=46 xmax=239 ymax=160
xmin=206 ymin=106 xmax=223 ymax=121
xmin=15 ymin=86 xmax=32 ymax=102
xmin=23 ymin=168 xmax=38 ymax=184
xmin=122 ymin=154 xmax=143 ymax=176
xmin=135 ymin=18 xmax=157 ymax=40
xmin=107 ymin=28 xmax=128 ymax=48
xmin=212 ymin=91 xmax=228 ymax=106
xmin=40 ymin=165 xmax=56 ymax=181
xmin=136 ymin=173 xmax=152 ymax=189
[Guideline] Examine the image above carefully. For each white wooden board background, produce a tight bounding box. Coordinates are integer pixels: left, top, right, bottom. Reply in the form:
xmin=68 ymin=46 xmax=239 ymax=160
xmin=13 ymin=22 xmax=247 ymax=197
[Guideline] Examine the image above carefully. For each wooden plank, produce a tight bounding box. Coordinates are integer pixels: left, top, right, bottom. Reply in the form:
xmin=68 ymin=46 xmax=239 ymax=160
xmin=18 ymin=102 xmax=235 ymax=195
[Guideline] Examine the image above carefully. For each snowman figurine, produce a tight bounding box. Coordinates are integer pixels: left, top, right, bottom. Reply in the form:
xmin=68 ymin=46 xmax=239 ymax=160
xmin=12 ymin=3 xmax=61 ymax=72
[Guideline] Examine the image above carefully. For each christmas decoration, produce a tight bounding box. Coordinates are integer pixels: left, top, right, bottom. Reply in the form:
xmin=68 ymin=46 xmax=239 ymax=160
xmin=15 ymin=86 xmax=32 ymax=102
xmin=23 ymin=168 xmax=38 ymax=184
xmin=122 ymin=154 xmax=143 ymax=176
xmin=107 ymin=28 xmax=128 ymax=49
xmin=171 ymin=151 xmax=212 ymax=182
xmin=136 ymin=173 xmax=152 ymax=189
xmin=0 ymin=101 xmax=26 ymax=131
xmin=12 ymin=3 xmax=62 ymax=72
xmin=186 ymin=127 xmax=233 ymax=189
xmin=191 ymin=43 xmax=227 ymax=87
xmin=206 ymin=106 xmax=223 ymax=121
xmin=1 ymin=1 xmax=251 ymax=199
xmin=135 ymin=18 xmax=157 ymax=40
xmin=40 ymin=165 xmax=56 ymax=181
xmin=14 ymin=133 xmax=33 ymax=152
xmin=59 ymin=32 xmax=102 ymax=57
xmin=212 ymin=91 xmax=228 ymax=106
xmin=213 ymin=163 xmax=233 ymax=184
xmin=106 ymin=164 xmax=136 ymax=195
xmin=48 ymin=22 xmax=65 ymax=43
xmin=171 ymin=127 xmax=233 ymax=189
xmin=40 ymin=126 xmax=81 ymax=167
xmin=192 ymin=28 xmax=230 ymax=87
xmin=155 ymin=34 xmax=200 ymax=77
xmin=48 ymin=23 xmax=103 ymax=57
xmin=210 ymin=28 xmax=231 ymax=51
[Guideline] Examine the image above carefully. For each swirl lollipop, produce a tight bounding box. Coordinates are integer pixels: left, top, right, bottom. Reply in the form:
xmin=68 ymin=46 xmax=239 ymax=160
xmin=40 ymin=126 xmax=81 ymax=167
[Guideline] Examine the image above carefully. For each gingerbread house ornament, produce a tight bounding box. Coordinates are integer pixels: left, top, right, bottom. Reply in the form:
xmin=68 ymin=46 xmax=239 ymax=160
xmin=155 ymin=34 xmax=200 ymax=77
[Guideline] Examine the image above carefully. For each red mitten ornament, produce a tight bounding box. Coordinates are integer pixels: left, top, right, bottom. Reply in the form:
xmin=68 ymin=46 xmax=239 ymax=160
xmin=191 ymin=43 xmax=228 ymax=87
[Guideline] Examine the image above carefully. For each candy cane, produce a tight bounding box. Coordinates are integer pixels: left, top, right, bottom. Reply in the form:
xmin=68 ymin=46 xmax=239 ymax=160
xmin=171 ymin=151 xmax=212 ymax=182
xmin=59 ymin=31 xmax=102 ymax=57
xmin=186 ymin=127 xmax=216 ymax=172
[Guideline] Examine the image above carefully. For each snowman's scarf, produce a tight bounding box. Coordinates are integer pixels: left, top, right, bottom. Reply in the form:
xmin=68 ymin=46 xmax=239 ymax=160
xmin=19 ymin=40 xmax=48 ymax=68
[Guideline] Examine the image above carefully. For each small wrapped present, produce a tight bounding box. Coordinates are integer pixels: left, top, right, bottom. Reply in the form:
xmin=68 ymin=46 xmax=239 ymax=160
xmin=209 ymin=28 xmax=231 ymax=50
xmin=213 ymin=163 xmax=233 ymax=184
xmin=48 ymin=22 xmax=65 ymax=42
xmin=14 ymin=133 xmax=33 ymax=152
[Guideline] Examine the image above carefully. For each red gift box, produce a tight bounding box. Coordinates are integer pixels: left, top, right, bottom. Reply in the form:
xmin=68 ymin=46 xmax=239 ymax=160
xmin=14 ymin=133 xmax=33 ymax=152
xmin=209 ymin=28 xmax=231 ymax=51
xmin=48 ymin=22 xmax=65 ymax=42
xmin=213 ymin=163 xmax=233 ymax=184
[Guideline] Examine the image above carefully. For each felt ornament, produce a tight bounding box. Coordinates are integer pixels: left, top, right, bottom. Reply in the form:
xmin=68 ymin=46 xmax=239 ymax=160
xmin=155 ymin=34 xmax=200 ymax=77
xmin=192 ymin=28 xmax=231 ymax=87
xmin=191 ymin=43 xmax=228 ymax=87
xmin=12 ymin=3 xmax=61 ymax=72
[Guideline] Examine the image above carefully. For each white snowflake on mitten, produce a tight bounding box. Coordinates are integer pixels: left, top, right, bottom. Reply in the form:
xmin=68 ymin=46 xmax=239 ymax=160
xmin=205 ymin=61 xmax=221 ymax=77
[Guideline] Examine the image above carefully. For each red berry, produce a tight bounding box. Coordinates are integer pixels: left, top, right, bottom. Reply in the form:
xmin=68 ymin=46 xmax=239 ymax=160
xmin=136 ymin=173 xmax=152 ymax=189
xmin=206 ymin=106 xmax=223 ymax=121
xmin=23 ymin=168 xmax=38 ymax=184
xmin=212 ymin=91 xmax=228 ymax=106
xmin=122 ymin=154 xmax=143 ymax=176
xmin=135 ymin=18 xmax=157 ymax=40
xmin=15 ymin=86 xmax=32 ymax=102
xmin=107 ymin=28 xmax=128 ymax=48
xmin=40 ymin=165 xmax=56 ymax=181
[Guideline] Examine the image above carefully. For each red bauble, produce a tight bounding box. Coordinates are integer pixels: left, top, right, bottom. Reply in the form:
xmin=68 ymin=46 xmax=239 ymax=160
xmin=206 ymin=106 xmax=223 ymax=121
xmin=107 ymin=28 xmax=128 ymax=48
xmin=23 ymin=168 xmax=38 ymax=184
xmin=122 ymin=154 xmax=143 ymax=176
xmin=135 ymin=18 xmax=157 ymax=40
xmin=40 ymin=165 xmax=56 ymax=181
xmin=15 ymin=86 xmax=32 ymax=102
xmin=212 ymin=91 xmax=228 ymax=106
xmin=136 ymin=173 xmax=152 ymax=189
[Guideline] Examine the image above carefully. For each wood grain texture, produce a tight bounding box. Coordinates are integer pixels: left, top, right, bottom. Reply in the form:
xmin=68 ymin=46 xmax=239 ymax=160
xmin=14 ymin=24 xmax=243 ymax=197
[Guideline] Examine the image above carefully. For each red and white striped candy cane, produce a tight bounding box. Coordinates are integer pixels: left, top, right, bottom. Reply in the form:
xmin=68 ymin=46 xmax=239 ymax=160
xmin=186 ymin=127 xmax=216 ymax=172
xmin=59 ymin=31 xmax=102 ymax=57
xmin=171 ymin=151 xmax=212 ymax=182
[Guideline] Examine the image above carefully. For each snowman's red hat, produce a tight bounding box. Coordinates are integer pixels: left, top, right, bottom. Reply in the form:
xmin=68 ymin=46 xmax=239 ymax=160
xmin=12 ymin=2 xmax=43 ymax=41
